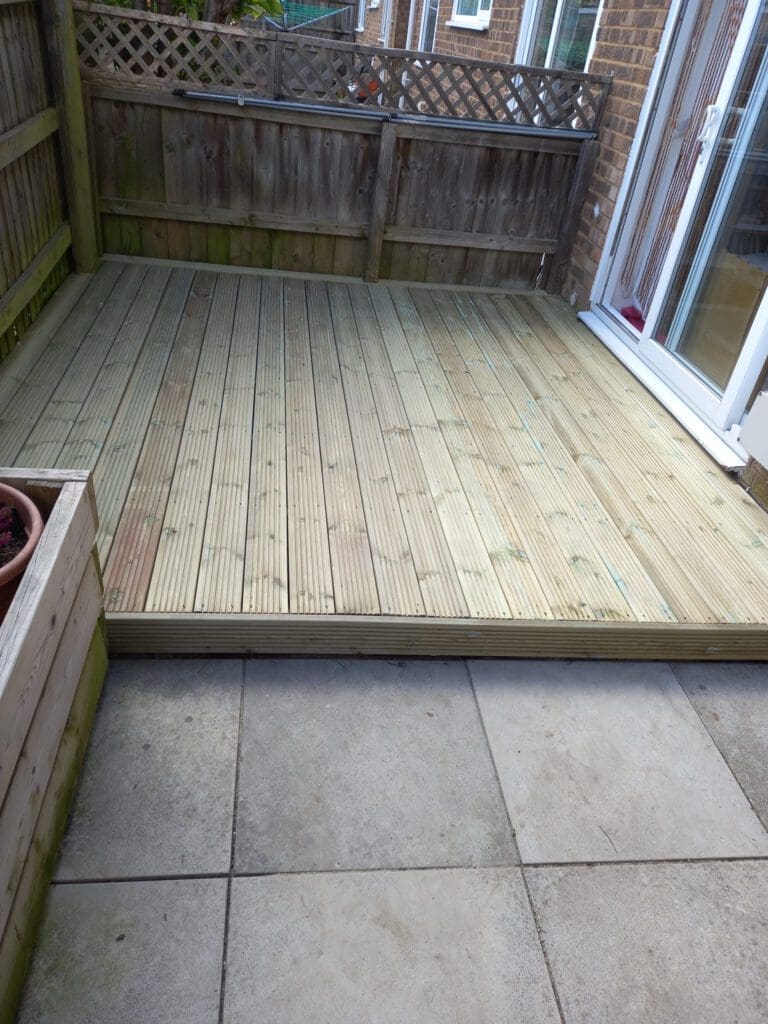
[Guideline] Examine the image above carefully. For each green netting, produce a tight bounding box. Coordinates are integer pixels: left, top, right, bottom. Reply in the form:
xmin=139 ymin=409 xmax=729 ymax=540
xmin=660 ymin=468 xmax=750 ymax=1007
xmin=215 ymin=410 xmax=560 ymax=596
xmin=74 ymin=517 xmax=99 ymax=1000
xmin=270 ymin=0 xmax=342 ymax=28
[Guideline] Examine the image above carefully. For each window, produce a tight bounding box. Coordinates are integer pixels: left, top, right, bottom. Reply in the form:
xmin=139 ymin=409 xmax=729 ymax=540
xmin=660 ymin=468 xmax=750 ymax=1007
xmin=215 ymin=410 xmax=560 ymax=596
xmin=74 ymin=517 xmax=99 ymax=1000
xmin=448 ymin=0 xmax=492 ymax=30
xmin=517 ymin=0 xmax=601 ymax=72
xmin=356 ymin=0 xmax=366 ymax=31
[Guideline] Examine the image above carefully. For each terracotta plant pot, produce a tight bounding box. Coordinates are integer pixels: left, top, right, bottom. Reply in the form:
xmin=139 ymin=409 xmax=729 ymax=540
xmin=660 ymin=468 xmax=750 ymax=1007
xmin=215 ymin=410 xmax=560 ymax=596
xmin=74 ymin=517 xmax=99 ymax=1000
xmin=0 ymin=482 xmax=45 ymax=621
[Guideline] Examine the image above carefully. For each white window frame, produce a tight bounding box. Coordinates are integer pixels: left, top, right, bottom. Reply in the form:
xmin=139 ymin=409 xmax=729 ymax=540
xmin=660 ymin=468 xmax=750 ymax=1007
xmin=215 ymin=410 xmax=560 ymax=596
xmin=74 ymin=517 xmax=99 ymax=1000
xmin=355 ymin=0 xmax=366 ymax=32
xmin=419 ymin=0 xmax=440 ymax=50
xmin=446 ymin=0 xmax=492 ymax=32
xmin=516 ymin=0 xmax=603 ymax=70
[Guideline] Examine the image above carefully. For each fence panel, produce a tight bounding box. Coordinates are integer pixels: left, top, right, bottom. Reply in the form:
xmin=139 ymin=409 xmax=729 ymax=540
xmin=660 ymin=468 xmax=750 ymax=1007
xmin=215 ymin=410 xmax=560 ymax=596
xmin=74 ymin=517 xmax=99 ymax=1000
xmin=0 ymin=0 xmax=69 ymax=362
xmin=85 ymin=84 xmax=596 ymax=289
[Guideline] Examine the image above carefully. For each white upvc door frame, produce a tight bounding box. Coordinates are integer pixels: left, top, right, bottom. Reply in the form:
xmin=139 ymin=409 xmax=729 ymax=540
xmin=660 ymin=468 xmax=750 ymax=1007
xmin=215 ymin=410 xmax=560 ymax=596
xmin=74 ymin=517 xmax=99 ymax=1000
xmin=582 ymin=0 xmax=768 ymax=461
xmin=635 ymin=0 xmax=767 ymax=429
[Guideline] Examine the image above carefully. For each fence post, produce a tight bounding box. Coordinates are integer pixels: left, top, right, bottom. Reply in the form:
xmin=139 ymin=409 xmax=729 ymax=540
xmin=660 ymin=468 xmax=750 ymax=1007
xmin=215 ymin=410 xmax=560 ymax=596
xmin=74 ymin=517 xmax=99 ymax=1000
xmin=272 ymin=37 xmax=283 ymax=99
xmin=543 ymin=137 xmax=598 ymax=294
xmin=364 ymin=120 xmax=397 ymax=283
xmin=39 ymin=0 xmax=99 ymax=273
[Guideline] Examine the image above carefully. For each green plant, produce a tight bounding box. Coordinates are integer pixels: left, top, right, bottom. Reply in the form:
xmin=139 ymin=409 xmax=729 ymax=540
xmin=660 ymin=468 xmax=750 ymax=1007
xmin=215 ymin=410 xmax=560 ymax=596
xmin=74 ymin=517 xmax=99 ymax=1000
xmin=100 ymin=0 xmax=283 ymax=24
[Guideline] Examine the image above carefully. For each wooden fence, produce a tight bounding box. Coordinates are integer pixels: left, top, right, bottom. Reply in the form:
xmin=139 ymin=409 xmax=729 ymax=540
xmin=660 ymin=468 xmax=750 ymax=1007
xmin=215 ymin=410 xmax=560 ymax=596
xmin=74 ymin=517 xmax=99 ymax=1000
xmin=76 ymin=4 xmax=606 ymax=289
xmin=0 ymin=0 xmax=97 ymax=364
xmin=74 ymin=2 xmax=611 ymax=131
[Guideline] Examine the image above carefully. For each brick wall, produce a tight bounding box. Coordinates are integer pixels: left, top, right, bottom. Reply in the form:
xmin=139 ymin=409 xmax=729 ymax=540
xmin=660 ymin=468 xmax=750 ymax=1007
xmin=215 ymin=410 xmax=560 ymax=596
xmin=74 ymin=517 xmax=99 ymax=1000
xmin=433 ymin=0 xmax=520 ymax=61
xmin=356 ymin=2 xmax=387 ymax=46
xmin=740 ymin=458 xmax=768 ymax=513
xmin=356 ymin=0 xmax=521 ymax=58
xmin=563 ymin=1 xmax=672 ymax=308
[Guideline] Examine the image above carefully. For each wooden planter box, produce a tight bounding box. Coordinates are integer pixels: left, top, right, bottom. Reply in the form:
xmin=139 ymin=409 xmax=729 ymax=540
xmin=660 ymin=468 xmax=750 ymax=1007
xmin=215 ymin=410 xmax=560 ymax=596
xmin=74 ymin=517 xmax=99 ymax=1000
xmin=0 ymin=468 xmax=107 ymax=1022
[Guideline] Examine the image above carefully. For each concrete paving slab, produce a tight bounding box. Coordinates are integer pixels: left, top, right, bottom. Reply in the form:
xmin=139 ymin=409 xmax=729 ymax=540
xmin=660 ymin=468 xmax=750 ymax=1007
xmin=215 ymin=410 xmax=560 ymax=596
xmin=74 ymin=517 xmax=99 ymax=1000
xmin=470 ymin=659 xmax=768 ymax=862
xmin=224 ymin=868 xmax=560 ymax=1024
xmin=56 ymin=658 xmax=241 ymax=879
xmin=235 ymin=658 xmax=514 ymax=873
xmin=526 ymin=861 xmax=768 ymax=1024
xmin=673 ymin=662 xmax=768 ymax=829
xmin=17 ymin=878 xmax=227 ymax=1024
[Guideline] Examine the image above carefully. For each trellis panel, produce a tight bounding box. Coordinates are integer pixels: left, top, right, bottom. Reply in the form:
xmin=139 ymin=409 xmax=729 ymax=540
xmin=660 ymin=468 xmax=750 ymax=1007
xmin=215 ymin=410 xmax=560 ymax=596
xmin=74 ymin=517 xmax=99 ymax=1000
xmin=73 ymin=1 xmax=611 ymax=133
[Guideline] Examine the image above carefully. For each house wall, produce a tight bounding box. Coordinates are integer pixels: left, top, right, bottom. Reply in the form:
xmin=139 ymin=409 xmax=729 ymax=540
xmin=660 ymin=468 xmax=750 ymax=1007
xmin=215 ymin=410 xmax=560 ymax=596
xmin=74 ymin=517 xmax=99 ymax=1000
xmin=356 ymin=2 xmax=387 ymax=45
xmin=356 ymin=0 xmax=521 ymax=59
xmin=562 ymin=1 xmax=673 ymax=308
xmin=433 ymin=0 xmax=521 ymax=61
xmin=354 ymin=0 xmax=676 ymax=317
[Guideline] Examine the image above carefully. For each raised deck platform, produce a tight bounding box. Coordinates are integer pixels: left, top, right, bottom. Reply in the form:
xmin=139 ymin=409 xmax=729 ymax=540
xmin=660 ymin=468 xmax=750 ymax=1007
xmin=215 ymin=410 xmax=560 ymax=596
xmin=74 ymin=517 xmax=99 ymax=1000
xmin=1 ymin=256 xmax=766 ymax=657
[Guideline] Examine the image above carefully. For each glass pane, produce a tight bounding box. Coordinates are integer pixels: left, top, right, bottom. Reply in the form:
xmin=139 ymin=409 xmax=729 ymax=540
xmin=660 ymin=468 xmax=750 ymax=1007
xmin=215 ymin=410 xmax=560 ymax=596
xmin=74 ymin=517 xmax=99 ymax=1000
xmin=655 ymin=16 xmax=768 ymax=392
xmin=421 ymin=0 xmax=438 ymax=49
xmin=552 ymin=1 xmax=598 ymax=71
xmin=605 ymin=2 xmax=740 ymax=329
xmin=531 ymin=0 xmax=557 ymax=66
xmin=455 ymin=0 xmax=479 ymax=17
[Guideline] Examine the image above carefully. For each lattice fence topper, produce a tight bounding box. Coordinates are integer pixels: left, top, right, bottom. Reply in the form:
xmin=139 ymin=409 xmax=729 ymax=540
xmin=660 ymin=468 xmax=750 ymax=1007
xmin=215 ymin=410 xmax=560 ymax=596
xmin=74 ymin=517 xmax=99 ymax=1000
xmin=73 ymin=1 xmax=611 ymax=132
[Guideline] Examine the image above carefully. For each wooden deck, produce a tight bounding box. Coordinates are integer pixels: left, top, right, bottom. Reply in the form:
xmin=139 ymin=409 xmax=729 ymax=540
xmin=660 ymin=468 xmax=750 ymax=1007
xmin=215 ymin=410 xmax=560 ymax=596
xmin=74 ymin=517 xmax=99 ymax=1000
xmin=1 ymin=255 xmax=767 ymax=658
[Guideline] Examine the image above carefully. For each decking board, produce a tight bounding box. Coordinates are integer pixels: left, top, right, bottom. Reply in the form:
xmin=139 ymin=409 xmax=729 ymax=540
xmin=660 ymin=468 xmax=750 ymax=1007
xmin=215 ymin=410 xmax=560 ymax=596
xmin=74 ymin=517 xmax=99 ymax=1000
xmin=2 ymin=256 xmax=767 ymax=657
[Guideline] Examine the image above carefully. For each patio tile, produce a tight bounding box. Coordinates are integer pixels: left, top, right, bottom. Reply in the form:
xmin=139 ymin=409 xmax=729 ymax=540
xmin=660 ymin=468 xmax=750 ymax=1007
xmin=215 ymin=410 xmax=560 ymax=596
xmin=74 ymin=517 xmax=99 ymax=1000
xmin=526 ymin=861 xmax=768 ymax=1024
xmin=673 ymin=662 xmax=768 ymax=828
xmin=56 ymin=658 xmax=241 ymax=879
xmin=235 ymin=658 xmax=514 ymax=873
xmin=17 ymin=878 xmax=226 ymax=1024
xmin=224 ymin=868 xmax=560 ymax=1024
xmin=469 ymin=659 xmax=768 ymax=862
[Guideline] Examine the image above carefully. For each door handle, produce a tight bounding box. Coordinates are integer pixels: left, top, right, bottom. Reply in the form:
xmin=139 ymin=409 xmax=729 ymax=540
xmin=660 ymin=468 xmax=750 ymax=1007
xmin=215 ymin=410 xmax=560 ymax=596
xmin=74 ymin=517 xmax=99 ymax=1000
xmin=697 ymin=104 xmax=721 ymax=160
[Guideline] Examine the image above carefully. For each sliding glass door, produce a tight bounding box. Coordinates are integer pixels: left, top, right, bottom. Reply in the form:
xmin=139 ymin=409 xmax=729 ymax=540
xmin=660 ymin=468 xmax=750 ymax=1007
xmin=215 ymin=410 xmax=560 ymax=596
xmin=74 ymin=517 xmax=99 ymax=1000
xmin=595 ymin=0 xmax=768 ymax=436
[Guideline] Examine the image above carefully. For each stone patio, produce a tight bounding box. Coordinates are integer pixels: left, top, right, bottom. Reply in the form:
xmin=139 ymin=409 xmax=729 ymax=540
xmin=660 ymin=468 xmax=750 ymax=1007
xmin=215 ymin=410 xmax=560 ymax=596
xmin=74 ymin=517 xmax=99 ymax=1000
xmin=16 ymin=657 xmax=768 ymax=1023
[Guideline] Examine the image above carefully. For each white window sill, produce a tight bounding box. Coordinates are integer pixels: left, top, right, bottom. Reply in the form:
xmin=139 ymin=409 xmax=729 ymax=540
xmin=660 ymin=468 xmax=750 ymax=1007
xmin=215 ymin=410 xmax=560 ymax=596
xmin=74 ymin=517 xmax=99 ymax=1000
xmin=444 ymin=18 xmax=489 ymax=31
